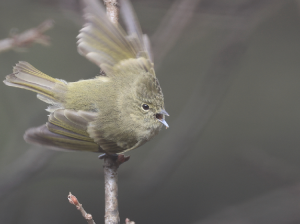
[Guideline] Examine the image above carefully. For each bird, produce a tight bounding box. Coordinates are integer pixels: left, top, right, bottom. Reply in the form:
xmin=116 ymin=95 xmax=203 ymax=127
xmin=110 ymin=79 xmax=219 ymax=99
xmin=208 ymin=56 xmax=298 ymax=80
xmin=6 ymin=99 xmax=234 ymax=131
xmin=3 ymin=0 xmax=168 ymax=155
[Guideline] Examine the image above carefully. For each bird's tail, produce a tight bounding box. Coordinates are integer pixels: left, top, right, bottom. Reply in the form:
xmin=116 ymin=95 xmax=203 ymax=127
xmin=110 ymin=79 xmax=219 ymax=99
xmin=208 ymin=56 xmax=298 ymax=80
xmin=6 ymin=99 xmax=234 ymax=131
xmin=3 ymin=61 xmax=67 ymax=109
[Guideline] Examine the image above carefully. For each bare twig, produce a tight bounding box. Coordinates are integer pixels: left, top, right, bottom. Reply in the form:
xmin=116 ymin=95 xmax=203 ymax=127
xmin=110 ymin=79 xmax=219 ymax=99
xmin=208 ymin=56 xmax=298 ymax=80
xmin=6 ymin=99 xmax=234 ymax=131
xmin=125 ymin=218 xmax=135 ymax=224
xmin=0 ymin=19 xmax=53 ymax=53
xmin=68 ymin=192 xmax=96 ymax=224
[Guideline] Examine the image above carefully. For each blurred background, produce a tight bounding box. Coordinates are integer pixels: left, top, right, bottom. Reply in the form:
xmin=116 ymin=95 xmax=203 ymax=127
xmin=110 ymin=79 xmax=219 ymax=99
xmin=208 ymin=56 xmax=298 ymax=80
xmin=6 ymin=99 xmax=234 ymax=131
xmin=1 ymin=0 xmax=300 ymax=223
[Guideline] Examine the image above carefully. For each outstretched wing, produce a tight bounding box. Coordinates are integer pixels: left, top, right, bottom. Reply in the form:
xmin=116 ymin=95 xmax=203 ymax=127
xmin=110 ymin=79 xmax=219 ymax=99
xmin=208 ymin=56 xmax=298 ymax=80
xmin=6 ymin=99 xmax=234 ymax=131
xmin=24 ymin=109 xmax=103 ymax=152
xmin=120 ymin=0 xmax=153 ymax=62
xmin=77 ymin=0 xmax=153 ymax=73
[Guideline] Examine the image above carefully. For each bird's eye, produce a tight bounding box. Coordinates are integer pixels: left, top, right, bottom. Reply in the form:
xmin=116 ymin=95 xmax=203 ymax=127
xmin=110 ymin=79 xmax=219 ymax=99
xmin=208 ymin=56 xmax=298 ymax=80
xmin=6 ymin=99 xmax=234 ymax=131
xmin=142 ymin=104 xmax=149 ymax=110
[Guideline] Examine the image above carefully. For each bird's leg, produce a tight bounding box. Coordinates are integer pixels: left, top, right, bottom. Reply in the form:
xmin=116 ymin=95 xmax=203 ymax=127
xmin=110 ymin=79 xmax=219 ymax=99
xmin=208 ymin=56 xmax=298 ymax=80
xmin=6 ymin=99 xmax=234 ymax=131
xmin=98 ymin=153 xmax=130 ymax=166
xmin=98 ymin=153 xmax=118 ymax=160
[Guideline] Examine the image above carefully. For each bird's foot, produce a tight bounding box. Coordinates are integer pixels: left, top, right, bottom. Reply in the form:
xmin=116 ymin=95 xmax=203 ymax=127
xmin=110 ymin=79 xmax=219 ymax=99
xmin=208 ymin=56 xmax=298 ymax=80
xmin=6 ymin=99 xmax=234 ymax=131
xmin=98 ymin=153 xmax=130 ymax=166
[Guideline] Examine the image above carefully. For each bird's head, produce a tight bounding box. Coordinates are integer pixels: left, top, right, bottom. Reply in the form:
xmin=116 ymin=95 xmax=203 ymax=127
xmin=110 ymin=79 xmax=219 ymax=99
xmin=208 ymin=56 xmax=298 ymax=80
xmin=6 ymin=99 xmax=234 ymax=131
xmin=134 ymin=73 xmax=169 ymax=130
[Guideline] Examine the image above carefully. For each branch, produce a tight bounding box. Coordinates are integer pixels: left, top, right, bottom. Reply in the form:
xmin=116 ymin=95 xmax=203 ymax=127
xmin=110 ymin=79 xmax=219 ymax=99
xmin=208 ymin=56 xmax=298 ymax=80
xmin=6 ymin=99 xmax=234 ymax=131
xmin=125 ymin=218 xmax=135 ymax=224
xmin=0 ymin=19 xmax=53 ymax=53
xmin=103 ymin=1 xmax=121 ymax=223
xmin=101 ymin=1 xmax=131 ymax=224
xmin=68 ymin=192 xmax=96 ymax=224
xmin=103 ymin=157 xmax=120 ymax=224
xmin=104 ymin=0 xmax=119 ymax=24
xmin=100 ymin=154 xmax=130 ymax=224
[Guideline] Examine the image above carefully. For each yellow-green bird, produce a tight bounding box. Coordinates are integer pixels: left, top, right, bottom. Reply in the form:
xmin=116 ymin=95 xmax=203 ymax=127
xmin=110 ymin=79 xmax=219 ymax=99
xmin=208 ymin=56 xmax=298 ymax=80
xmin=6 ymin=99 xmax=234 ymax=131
xmin=3 ymin=0 xmax=169 ymax=154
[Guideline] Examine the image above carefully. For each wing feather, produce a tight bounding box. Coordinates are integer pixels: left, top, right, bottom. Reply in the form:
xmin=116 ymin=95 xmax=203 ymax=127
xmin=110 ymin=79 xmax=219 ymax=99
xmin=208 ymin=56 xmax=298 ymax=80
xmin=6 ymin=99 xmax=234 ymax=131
xmin=24 ymin=109 xmax=103 ymax=152
xmin=78 ymin=0 xmax=153 ymax=72
xmin=24 ymin=125 xmax=101 ymax=152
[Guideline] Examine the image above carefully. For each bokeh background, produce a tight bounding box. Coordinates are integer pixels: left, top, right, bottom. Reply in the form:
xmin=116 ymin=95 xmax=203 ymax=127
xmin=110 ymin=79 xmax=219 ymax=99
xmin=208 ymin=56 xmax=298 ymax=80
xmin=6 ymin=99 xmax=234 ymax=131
xmin=1 ymin=0 xmax=300 ymax=223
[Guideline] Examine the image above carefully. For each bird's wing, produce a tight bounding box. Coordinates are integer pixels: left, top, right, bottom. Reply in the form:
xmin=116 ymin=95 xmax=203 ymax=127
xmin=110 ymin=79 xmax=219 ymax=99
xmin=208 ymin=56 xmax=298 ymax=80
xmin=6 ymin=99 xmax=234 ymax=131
xmin=24 ymin=109 xmax=103 ymax=152
xmin=77 ymin=0 xmax=154 ymax=75
xmin=120 ymin=0 xmax=153 ymax=62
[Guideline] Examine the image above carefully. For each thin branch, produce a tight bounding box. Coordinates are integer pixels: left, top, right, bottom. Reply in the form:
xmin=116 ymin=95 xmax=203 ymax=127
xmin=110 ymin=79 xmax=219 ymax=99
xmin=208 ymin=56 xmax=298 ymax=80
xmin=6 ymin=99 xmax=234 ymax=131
xmin=101 ymin=1 xmax=131 ymax=224
xmin=103 ymin=1 xmax=121 ymax=223
xmin=103 ymin=157 xmax=120 ymax=224
xmin=100 ymin=154 xmax=130 ymax=224
xmin=125 ymin=218 xmax=135 ymax=224
xmin=68 ymin=192 xmax=96 ymax=224
xmin=0 ymin=19 xmax=53 ymax=53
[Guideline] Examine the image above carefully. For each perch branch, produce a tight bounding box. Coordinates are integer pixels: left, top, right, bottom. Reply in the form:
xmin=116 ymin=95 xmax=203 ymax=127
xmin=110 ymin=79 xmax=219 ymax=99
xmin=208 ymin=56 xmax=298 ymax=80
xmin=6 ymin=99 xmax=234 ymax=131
xmin=103 ymin=1 xmax=120 ymax=223
xmin=101 ymin=1 xmax=131 ymax=224
xmin=104 ymin=0 xmax=119 ymax=24
xmin=101 ymin=155 xmax=130 ymax=224
xmin=103 ymin=157 xmax=120 ymax=224
xmin=0 ymin=19 xmax=53 ymax=53
xmin=68 ymin=192 xmax=96 ymax=224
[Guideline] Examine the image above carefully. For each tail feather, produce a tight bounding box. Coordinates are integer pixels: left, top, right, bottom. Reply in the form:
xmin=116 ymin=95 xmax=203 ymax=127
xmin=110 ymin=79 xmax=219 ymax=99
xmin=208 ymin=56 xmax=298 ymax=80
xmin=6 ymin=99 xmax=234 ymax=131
xmin=13 ymin=61 xmax=59 ymax=87
xmin=4 ymin=61 xmax=67 ymax=104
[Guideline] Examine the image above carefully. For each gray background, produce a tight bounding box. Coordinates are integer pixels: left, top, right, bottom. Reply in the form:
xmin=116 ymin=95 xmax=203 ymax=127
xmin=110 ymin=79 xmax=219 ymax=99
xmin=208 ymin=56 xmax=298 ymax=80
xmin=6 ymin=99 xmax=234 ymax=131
xmin=0 ymin=0 xmax=300 ymax=223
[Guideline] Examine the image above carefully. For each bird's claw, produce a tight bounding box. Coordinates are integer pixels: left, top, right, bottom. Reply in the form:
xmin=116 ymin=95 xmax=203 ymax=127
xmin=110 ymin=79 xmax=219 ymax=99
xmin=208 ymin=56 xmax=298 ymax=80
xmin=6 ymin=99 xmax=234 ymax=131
xmin=98 ymin=153 xmax=130 ymax=165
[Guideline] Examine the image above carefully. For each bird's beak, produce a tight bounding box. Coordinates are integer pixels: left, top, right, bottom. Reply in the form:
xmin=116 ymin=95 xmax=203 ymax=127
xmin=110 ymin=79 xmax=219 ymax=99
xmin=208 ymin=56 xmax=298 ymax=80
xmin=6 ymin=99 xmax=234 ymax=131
xmin=160 ymin=109 xmax=169 ymax=116
xmin=158 ymin=118 xmax=169 ymax=128
xmin=156 ymin=109 xmax=169 ymax=128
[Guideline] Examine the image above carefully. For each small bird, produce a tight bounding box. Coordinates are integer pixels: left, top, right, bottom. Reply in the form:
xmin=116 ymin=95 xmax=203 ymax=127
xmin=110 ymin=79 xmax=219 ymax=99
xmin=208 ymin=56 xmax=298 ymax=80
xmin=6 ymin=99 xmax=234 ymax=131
xmin=3 ymin=0 xmax=168 ymax=154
